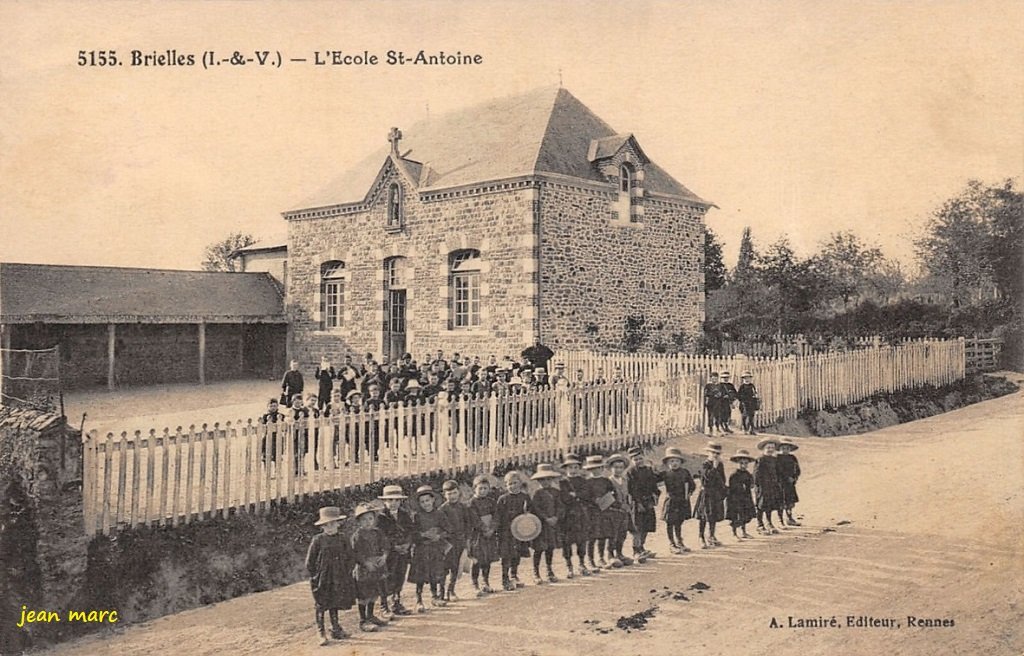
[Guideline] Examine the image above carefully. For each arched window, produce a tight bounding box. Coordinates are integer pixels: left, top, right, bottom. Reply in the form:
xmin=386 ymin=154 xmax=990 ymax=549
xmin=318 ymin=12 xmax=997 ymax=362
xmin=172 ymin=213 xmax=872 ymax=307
xmin=387 ymin=183 xmax=402 ymax=228
xmin=619 ymin=163 xmax=632 ymax=193
xmin=449 ymin=249 xmax=481 ymax=329
xmin=320 ymin=261 xmax=346 ymax=329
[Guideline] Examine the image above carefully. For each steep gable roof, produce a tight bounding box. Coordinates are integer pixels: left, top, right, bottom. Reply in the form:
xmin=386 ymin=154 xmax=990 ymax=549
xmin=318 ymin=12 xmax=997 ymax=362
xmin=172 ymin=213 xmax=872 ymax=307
xmin=0 ymin=263 xmax=286 ymax=324
xmin=290 ymin=86 xmax=708 ymax=213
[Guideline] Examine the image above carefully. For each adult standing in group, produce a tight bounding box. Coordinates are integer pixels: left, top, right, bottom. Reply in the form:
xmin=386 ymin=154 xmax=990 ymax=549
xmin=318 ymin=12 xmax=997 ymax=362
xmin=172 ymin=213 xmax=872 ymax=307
xmin=314 ymin=358 xmax=336 ymax=412
xmin=282 ymin=360 xmax=304 ymax=406
xmin=521 ymin=340 xmax=554 ymax=374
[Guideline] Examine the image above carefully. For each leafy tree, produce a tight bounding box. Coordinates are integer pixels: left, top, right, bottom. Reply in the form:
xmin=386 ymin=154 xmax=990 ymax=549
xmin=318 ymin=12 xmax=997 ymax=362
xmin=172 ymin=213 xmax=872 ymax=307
xmin=703 ymin=227 xmax=727 ymax=292
xmin=813 ymin=231 xmax=898 ymax=311
xmin=757 ymin=237 xmax=826 ymax=331
xmin=733 ymin=226 xmax=757 ymax=282
xmin=201 ymin=232 xmax=256 ymax=272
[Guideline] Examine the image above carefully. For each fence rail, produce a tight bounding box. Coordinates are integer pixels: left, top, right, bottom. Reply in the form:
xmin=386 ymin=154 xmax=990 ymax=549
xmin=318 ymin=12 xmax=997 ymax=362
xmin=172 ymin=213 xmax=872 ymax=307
xmin=964 ymin=336 xmax=1002 ymax=373
xmin=82 ymin=374 xmax=703 ymax=536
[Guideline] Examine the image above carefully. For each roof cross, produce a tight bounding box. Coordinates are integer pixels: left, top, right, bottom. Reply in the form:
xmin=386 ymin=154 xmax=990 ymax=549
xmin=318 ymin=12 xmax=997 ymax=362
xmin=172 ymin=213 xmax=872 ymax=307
xmin=388 ymin=127 xmax=402 ymax=155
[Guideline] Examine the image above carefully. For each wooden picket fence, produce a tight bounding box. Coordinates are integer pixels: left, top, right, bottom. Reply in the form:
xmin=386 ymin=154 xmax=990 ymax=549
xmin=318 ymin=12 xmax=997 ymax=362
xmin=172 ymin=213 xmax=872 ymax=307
xmin=964 ymin=336 xmax=1003 ymax=373
xmin=81 ymin=373 xmax=705 ymax=536
xmin=559 ymin=336 xmax=966 ymax=421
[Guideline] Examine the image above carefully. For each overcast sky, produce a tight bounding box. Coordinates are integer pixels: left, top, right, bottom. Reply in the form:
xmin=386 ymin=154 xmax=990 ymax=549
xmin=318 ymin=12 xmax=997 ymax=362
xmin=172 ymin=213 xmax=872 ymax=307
xmin=1 ymin=0 xmax=1021 ymax=273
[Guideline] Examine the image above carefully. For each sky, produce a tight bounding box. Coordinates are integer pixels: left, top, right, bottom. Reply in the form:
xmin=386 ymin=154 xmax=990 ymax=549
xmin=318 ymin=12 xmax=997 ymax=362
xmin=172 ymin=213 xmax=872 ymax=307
xmin=1 ymin=0 xmax=1021 ymax=273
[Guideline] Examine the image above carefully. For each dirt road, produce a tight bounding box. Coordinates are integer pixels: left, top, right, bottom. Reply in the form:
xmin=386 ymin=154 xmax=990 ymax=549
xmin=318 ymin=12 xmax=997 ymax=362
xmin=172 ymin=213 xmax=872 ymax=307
xmin=34 ymin=377 xmax=1024 ymax=656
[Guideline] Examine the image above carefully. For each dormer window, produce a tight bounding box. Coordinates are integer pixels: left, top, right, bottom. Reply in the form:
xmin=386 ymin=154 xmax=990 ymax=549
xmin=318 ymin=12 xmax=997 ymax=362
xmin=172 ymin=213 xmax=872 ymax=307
xmin=618 ymin=162 xmax=640 ymax=222
xmin=620 ymin=163 xmax=632 ymax=193
xmin=387 ymin=182 xmax=403 ymax=229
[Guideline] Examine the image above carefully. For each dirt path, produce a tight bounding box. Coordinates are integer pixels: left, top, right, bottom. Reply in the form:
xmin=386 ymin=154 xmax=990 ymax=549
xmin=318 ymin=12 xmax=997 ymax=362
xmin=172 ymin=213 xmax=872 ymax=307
xmin=33 ymin=377 xmax=1024 ymax=656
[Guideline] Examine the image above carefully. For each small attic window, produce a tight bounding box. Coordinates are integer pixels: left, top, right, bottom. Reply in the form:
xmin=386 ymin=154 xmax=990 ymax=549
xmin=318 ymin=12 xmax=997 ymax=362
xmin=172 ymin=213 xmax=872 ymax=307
xmin=619 ymin=163 xmax=632 ymax=193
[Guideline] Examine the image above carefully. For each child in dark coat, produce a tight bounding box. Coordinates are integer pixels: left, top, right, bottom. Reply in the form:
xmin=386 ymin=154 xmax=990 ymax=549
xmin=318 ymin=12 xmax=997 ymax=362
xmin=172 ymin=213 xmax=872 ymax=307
xmin=496 ymin=471 xmax=532 ymax=590
xmin=776 ymin=437 xmax=802 ymax=526
xmin=529 ymin=464 xmax=562 ymax=584
xmin=409 ymin=485 xmax=451 ymax=612
xmin=306 ymin=506 xmax=356 ymax=645
xmin=718 ymin=372 xmax=738 ymax=434
xmin=350 ymin=504 xmax=389 ymax=632
xmin=754 ymin=438 xmax=783 ymax=534
xmin=467 ymin=474 xmax=499 ymax=595
xmin=726 ymin=449 xmax=757 ymax=539
xmin=440 ymin=480 xmax=474 ymax=601
xmin=737 ymin=372 xmax=760 ymax=435
xmin=704 ymin=372 xmax=722 ymax=436
xmin=377 ymin=485 xmax=414 ymax=617
xmin=660 ymin=447 xmax=694 ymax=554
xmin=559 ymin=455 xmax=591 ymax=577
xmin=694 ymin=442 xmax=727 ymax=548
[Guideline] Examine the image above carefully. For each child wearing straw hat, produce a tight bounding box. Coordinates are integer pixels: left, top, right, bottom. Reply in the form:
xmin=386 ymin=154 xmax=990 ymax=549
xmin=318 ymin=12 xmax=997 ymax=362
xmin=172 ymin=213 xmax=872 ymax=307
xmin=496 ymin=471 xmax=532 ymax=590
xmin=660 ymin=447 xmax=695 ymax=554
xmin=776 ymin=437 xmax=802 ymax=527
xmin=753 ymin=437 xmax=783 ymax=534
xmin=737 ymin=371 xmax=760 ymax=435
xmin=306 ymin=506 xmax=356 ymax=645
xmin=467 ymin=474 xmax=499 ymax=596
xmin=726 ymin=449 xmax=757 ymax=539
xmin=694 ymin=442 xmax=727 ymax=548
xmin=349 ymin=503 xmax=389 ymax=632
xmin=529 ymin=464 xmax=563 ymax=584
xmin=377 ymin=484 xmax=414 ymax=617
xmin=408 ymin=485 xmax=452 ymax=612
xmin=440 ymin=480 xmax=474 ymax=601
xmin=558 ymin=454 xmax=592 ymax=577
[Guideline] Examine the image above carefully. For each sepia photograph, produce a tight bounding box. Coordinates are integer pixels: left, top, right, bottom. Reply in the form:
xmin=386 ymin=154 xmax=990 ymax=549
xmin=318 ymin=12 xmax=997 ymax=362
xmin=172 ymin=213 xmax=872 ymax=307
xmin=0 ymin=1 xmax=1021 ymax=655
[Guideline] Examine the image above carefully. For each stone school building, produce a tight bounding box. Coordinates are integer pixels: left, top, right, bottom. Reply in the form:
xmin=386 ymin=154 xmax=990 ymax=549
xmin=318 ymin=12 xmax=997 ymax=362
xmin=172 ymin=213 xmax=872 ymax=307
xmin=284 ymin=86 xmax=712 ymax=367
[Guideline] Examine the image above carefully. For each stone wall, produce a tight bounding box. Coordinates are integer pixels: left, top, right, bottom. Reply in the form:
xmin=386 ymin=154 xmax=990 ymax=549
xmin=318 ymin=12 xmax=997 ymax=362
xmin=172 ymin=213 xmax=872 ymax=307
xmin=538 ymin=182 xmax=706 ymax=352
xmin=287 ymin=166 xmax=537 ymax=368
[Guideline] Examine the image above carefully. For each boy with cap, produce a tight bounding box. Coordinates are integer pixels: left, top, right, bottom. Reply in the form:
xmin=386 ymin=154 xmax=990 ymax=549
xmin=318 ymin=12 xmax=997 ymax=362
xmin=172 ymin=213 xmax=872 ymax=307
xmin=467 ymin=474 xmax=499 ymax=595
xmin=377 ymin=485 xmax=414 ymax=617
xmin=694 ymin=442 xmax=727 ymax=548
xmin=726 ymin=449 xmax=757 ymax=539
xmin=753 ymin=438 xmax=783 ymax=534
xmin=306 ymin=506 xmax=356 ymax=645
xmin=440 ymin=480 xmax=473 ymax=601
xmin=350 ymin=504 xmax=389 ymax=632
xmin=409 ymin=485 xmax=451 ymax=611
xmin=737 ymin=371 xmax=760 ymax=435
xmin=626 ymin=445 xmax=661 ymax=560
xmin=704 ymin=372 xmax=722 ymax=436
xmin=660 ymin=447 xmax=695 ymax=553
xmin=558 ymin=455 xmax=591 ymax=577
xmin=776 ymin=438 xmax=802 ymax=526
xmin=718 ymin=372 xmax=738 ymax=434
xmin=529 ymin=464 xmax=563 ymax=584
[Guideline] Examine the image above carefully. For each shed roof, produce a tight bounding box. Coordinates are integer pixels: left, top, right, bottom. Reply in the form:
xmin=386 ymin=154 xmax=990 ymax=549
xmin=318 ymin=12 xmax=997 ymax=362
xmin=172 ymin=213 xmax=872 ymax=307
xmin=0 ymin=263 xmax=285 ymax=324
xmin=289 ymin=86 xmax=709 ymax=213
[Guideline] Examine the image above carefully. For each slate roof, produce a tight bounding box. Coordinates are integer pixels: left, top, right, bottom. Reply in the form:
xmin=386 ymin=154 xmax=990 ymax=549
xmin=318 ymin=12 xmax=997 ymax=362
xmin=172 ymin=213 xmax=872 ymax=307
xmin=290 ymin=86 xmax=709 ymax=213
xmin=0 ymin=263 xmax=285 ymax=324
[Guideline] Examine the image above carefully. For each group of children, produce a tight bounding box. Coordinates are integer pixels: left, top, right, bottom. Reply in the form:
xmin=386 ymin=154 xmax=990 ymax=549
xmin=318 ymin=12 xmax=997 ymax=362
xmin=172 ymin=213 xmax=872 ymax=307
xmin=704 ymin=370 xmax=761 ymax=436
xmin=305 ymin=436 xmax=802 ymax=644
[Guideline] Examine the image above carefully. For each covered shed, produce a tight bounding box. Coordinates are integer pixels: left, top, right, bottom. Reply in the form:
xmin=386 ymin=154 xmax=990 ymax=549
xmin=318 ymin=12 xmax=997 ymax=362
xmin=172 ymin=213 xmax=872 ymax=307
xmin=0 ymin=263 xmax=286 ymax=391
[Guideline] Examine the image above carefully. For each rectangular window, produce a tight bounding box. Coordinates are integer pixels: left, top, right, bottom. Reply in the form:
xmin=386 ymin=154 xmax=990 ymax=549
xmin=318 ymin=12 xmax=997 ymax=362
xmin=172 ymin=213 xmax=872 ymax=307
xmin=323 ymin=280 xmax=344 ymax=329
xmin=452 ymin=271 xmax=481 ymax=328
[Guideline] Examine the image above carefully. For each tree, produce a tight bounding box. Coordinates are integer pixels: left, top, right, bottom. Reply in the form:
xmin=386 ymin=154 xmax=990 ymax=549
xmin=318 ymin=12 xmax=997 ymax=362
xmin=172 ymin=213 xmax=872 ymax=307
xmin=757 ymin=236 xmax=825 ymax=331
xmin=813 ymin=231 xmax=890 ymax=311
xmin=913 ymin=180 xmax=1020 ymax=307
xmin=201 ymin=232 xmax=256 ymax=272
xmin=703 ymin=227 xmax=726 ymax=292
xmin=733 ymin=226 xmax=757 ymax=283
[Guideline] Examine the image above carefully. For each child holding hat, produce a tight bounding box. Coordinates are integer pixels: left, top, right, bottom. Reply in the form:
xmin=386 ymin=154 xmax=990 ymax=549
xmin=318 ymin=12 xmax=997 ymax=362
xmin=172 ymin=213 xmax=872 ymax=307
xmin=660 ymin=447 xmax=695 ymax=554
xmin=306 ymin=506 xmax=356 ymax=645
xmin=529 ymin=464 xmax=563 ymax=584
xmin=694 ymin=442 xmax=727 ymax=548
xmin=440 ymin=480 xmax=474 ymax=601
xmin=377 ymin=485 xmax=414 ymax=617
xmin=467 ymin=474 xmax=499 ymax=595
xmin=583 ymin=455 xmax=617 ymax=568
xmin=409 ymin=485 xmax=451 ymax=611
xmin=726 ymin=449 xmax=757 ymax=539
xmin=496 ymin=471 xmax=532 ymax=590
xmin=754 ymin=438 xmax=783 ymax=534
xmin=776 ymin=438 xmax=802 ymax=526
xmin=350 ymin=503 xmax=389 ymax=632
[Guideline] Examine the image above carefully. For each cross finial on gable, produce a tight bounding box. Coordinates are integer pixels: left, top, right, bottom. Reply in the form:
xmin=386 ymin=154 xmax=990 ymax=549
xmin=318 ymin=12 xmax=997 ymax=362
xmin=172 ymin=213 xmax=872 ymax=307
xmin=388 ymin=127 xmax=402 ymax=155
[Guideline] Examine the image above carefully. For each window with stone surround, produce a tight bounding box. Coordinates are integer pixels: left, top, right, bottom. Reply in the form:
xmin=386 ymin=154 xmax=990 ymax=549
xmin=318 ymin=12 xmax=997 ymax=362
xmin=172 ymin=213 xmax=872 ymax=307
xmin=320 ymin=261 xmax=346 ymax=330
xmin=386 ymin=182 xmax=403 ymax=230
xmin=449 ymin=249 xmax=481 ymax=329
xmin=619 ymin=162 xmax=638 ymax=222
